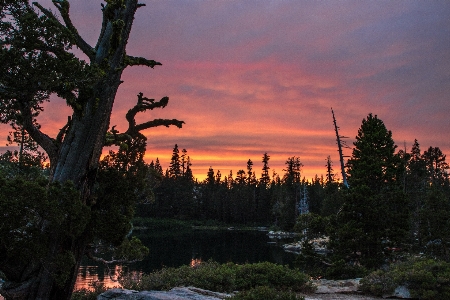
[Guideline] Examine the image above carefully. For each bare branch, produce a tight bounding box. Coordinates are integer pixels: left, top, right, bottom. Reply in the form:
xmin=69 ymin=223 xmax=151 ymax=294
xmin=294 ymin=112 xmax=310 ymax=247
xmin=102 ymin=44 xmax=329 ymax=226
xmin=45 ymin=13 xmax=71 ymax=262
xmin=19 ymin=98 xmax=58 ymax=164
xmin=55 ymin=116 xmax=71 ymax=145
xmin=85 ymin=251 xmax=141 ymax=266
xmin=105 ymin=93 xmax=184 ymax=147
xmin=125 ymin=94 xmax=184 ymax=133
xmin=124 ymin=55 xmax=162 ymax=68
xmin=125 ymin=94 xmax=168 ymax=126
xmin=135 ymin=119 xmax=184 ymax=132
xmin=104 ymin=125 xmax=133 ymax=147
xmin=32 ymin=1 xmax=95 ymax=60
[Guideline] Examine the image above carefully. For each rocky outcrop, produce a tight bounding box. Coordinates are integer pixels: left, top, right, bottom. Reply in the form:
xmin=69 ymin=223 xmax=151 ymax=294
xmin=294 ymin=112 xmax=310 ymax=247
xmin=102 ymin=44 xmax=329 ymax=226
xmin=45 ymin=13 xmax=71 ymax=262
xmin=267 ymin=231 xmax=298 ymax=238
xmin=385 ymin=285 xmax=411 ymax=299
xmin=283 ymin=237 xmax=330 ymax=254
xmin=97 ymin=287 xmax=231 ymax=300
xmin=97 ymin=280 xmax=412 ymax=300
xmin=311 ymin=279 xmax=412 ymax=299
xmin=313 ymin=279 xmax=361 ymax=294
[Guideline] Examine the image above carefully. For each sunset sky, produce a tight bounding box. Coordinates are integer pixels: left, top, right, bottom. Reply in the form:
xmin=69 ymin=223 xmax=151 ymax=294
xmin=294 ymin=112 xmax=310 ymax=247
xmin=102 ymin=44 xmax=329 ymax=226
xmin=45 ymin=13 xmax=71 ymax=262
xmin=1 ymin=0 xmax=449 ymax=181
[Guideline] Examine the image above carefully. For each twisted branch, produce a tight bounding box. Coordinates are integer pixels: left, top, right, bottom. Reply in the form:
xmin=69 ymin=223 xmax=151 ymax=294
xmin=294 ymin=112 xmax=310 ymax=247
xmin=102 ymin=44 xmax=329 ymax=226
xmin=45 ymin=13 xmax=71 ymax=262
xmin=124 ymin=56 xmax=162 ymax=68
xmin=105 ymin=93 xmax=184 ymax=147
xmin=32 ymin=1 xmax=95 ymax=60
xmin=18 ymin=98 xmax=58 ymax=164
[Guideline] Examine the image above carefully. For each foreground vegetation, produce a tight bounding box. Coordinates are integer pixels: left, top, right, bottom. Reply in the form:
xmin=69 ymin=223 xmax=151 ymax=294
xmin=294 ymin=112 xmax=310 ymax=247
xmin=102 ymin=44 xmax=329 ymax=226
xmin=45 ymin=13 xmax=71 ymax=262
xmin=118 ymin=260 xmax=313 ymax=293
xmin=71 ymin=257 xmax=450 ymax=300
xmin=71 ymin=261 xmax=311 ymax=300
xmin=361 ymin=257 xmax=450 ymax=299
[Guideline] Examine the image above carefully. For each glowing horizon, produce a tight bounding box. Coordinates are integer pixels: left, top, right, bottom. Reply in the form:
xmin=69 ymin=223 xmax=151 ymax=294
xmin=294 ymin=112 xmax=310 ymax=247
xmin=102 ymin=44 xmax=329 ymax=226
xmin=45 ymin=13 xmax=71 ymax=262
xmin=1 ymin=0 xmax=449 ymax=182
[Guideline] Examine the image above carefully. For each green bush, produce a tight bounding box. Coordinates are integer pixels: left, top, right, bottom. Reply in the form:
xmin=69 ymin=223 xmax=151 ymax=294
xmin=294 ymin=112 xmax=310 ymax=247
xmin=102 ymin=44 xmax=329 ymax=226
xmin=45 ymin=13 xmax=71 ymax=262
xmin=235 ymin=262 xmax=312 ymax=292
xmin=323 ymin=259 xmax=369 ymax=280
xmin=230 ymin=286 xmax=304 ymax=300
xmin=119 ymin=260 xmax=313 ymax=294
xmin=360 ymin=257 xmax=450 ymax=299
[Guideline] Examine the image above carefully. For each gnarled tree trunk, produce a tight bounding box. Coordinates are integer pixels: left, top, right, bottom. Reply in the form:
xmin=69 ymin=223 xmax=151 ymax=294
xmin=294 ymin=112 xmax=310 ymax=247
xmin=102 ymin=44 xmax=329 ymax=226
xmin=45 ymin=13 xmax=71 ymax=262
xmin=1 ymin=1 xmax=182 ymax=299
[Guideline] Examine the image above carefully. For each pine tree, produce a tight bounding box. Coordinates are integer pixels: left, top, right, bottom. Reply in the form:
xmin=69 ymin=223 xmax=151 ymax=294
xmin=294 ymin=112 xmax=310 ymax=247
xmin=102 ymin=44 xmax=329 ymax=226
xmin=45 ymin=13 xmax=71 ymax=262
xmin=422 ymin=146 xmax=449 ymax=187
xmin=418 ymin=189 xmax=450 ymax=260
xmin=246 ymin=159 xmax=257 ymax=186
xmin=260 ymin=152 xmax=271 ymax=187
xmin=216 ymin=169 xmax=222 ymax=184
xmin=283 ymin=156 xmax=302 ymax=184
xmin=184 ymin=156 xmax=193 ymax=180
xmin=347 ymin=114 xmax=398 ymax=189
xmin=334 ymin=113 xmax=409 ymax=268
xmin=154 ymin=158 xmax=163 ymax=176
xmin=206 ymin=166 xmax=215 ymax=185
xmin=181 ymin=148 xmax=187 ymax=175
xmin=236 ymin=169 xmax=246 ymax=185
xmin=227 ymin=170 xmax=234 ymax=189
xmin=405 ymin=140 xmax=427 ymax=249
xmin=325 ymin=156 xmax=334 ymax=184
xmin=276 ymin=157 xmax=302 ymax=230
xmin=169 ymin=144 xmax=181 ymax=178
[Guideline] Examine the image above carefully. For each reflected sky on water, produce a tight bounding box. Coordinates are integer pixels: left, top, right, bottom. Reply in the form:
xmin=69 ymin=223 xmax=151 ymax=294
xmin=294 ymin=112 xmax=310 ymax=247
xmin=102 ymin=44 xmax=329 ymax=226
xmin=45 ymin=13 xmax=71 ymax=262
xmin=75 ymin=229 xmax=297 ymax=291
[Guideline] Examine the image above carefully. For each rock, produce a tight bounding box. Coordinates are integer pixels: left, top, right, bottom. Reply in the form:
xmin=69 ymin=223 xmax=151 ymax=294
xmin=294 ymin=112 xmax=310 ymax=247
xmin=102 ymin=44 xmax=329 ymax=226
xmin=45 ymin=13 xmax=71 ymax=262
xmin=97 ymin=287 xmax=231 ymax=300
xmin=267 ymin=231 xmax=298 ymax=238
xmin=313 ymin=279 xmax=361 ymax=294
xmin=382 ymin=285 xmax=411 ymax=299
xmin=283 ymin=237 xmax=331 ymax=254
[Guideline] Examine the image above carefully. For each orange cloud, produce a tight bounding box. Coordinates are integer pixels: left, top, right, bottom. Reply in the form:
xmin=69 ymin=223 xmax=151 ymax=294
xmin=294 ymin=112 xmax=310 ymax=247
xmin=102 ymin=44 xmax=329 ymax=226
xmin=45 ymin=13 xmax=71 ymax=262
xmin=1 ymin=0 xmax=449 ymax=182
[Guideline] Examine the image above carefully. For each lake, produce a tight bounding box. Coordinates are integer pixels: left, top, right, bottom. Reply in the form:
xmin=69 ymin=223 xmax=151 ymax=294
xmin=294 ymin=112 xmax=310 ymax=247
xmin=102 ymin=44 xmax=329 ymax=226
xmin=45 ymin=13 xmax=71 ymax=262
xmin=75 ymin=228 xmax=298 ymax=290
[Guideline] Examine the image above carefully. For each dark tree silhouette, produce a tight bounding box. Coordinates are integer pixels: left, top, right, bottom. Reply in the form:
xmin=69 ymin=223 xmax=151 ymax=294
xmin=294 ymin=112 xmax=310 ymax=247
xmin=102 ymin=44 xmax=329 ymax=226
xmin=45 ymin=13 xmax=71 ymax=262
xmin=0 ymin=1 xmax=183 ymax=299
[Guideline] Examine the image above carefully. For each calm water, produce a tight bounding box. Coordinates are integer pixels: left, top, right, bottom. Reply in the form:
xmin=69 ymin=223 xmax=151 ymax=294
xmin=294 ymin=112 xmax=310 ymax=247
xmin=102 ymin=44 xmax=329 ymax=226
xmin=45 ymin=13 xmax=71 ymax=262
xmin=75 ymin=229 xmax=297 ymax=290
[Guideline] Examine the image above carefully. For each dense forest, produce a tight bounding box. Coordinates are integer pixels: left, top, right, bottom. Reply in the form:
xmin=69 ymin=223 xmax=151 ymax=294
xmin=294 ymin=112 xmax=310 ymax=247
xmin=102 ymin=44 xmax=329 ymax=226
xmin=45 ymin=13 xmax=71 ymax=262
xmin=135 ymin=113 xmax=450 ymax=268
xmin=3 ymin=112 xmax=449 ymax=274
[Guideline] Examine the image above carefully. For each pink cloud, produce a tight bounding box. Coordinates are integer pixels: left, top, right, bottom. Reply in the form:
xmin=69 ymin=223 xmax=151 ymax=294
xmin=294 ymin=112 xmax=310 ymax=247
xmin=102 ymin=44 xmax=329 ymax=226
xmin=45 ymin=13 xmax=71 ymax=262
xmin=1 ymin=0 xmax=449 ymax=181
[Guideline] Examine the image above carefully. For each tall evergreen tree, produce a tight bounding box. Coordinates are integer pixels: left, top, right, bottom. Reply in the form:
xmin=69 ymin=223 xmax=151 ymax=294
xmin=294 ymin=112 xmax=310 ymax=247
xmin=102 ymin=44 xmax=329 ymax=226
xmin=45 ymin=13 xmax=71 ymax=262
xmin=405 ymin=140 xmax=428 ymax=249
xmin=206 ymin=166 xmax=215 ymax=185
xmin=283 ymin=156 xmax=302 ymax=184
xmin=422 ymin=146 xmax=449 ymax=187
xmin=215 ymin=169 xmax=222 ymax=184
xmin=246 ymin=159 xmax=256 ymax=185
xmin=184 ymin=155 xmax=193 ymax=180
xmin=154 ymin=157 xmax=163 ymax=176
xmin=334 ymin=113 xmax=409 ymax=268
xmin=275 ymin=157 xmax=302 ymax=230
xmin=260 ymin=152 xmax=271 ymax=187
xmin=168 ymin=144 xmax=181 ymax=178
xmin=325 ymin=156 xmax=334 ymax=185
xmin=236 ymin=169 xmax=246 ymax=185
xmin=181 ymin=148 xmax=187 ymax=175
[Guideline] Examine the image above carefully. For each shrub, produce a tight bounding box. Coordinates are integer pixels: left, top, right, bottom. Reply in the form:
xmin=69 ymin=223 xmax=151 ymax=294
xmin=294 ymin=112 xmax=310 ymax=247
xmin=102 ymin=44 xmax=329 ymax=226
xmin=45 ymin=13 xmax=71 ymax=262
xmin=235 ymin=262 xmax=312 ymax=292
xmin=323 ymin=259 xmax=369 ymax=280
xmin=119 ymin=260 xmax=313 ymax=294
xmin=360 ymin=257 xmax=450 ymax=299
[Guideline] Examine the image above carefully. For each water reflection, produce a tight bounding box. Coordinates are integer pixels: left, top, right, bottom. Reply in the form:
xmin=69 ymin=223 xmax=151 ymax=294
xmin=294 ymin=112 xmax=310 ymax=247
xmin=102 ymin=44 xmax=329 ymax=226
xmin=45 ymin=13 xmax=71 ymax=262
xmin=190 ymin=258 xmax=202 ymax=268
xmin=75 ymin=229 xmax=297 ymax=290
xmin=75 ymin=264 xmax=124 ymax=290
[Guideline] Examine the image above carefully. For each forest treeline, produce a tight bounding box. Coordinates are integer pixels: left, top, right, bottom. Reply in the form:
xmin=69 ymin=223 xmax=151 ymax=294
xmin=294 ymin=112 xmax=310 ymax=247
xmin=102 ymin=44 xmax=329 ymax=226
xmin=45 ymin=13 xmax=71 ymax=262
xmin=2 ymin=113 xmax=449 ymax=271
xmin=135 ymin=113 xmax=450 ymax=268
